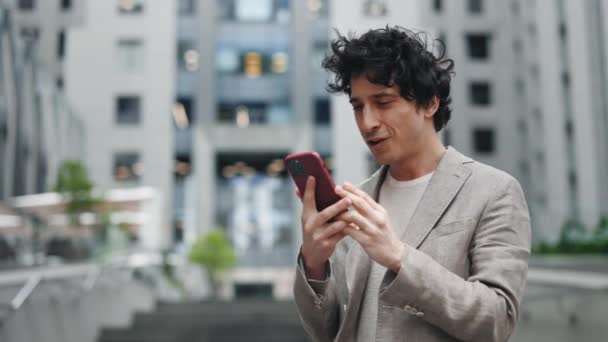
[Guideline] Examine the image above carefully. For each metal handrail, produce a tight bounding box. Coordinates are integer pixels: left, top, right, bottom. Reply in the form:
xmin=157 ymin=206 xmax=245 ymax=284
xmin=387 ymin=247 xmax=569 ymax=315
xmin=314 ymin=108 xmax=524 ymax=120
xmin=10 ymin=275 xmax=41 ymax=310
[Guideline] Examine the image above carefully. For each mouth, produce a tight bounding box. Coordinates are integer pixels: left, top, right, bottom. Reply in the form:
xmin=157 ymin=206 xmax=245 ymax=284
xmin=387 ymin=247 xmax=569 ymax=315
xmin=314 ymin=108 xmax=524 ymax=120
xmin=366 ymin=137 xmax=388 ymax=148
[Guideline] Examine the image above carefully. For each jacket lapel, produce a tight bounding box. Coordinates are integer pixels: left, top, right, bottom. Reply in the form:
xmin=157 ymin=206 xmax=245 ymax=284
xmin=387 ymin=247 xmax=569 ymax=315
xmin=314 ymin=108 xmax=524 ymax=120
xmin=402 ymin=147 xmax=472 ymax=248
xmin=344 ymin=166 xmax=388 ymax=294
xmin=341 ymin=167 xmax=388 ymax=328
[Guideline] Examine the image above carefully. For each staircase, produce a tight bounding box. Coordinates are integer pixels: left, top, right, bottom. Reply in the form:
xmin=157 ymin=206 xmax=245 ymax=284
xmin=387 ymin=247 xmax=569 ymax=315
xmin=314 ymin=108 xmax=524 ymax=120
xmin=97 ymin=300 xmax=312 ymax=342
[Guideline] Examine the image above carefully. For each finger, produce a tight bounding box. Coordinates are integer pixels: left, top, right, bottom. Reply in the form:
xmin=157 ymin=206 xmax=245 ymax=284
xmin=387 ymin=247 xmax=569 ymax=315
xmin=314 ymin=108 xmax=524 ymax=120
xmin=302 ymin=176 xmax=317 ymax=214
xmin=295 ymin=187 xmax=302 ymax=200
xmin=326 ymin=231 xmax=346 ymax=246
xmin=318 ymin=220 xmax=348 ymax=240
xmin=343 ymin=182 xmax=384 ymax=211
xmin=335 ymin=186 xmax=379 ymax=222
xmin=344 ymin=225 xmax=367 ymax=245
xmin=316 ymin=197 xmax=352 ymax=225
xmin=337 ymin=210 xmax=373 ymax=234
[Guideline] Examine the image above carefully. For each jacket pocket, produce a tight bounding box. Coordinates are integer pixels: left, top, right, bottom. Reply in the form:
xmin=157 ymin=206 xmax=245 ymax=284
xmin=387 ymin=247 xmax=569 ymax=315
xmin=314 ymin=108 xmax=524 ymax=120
xmin=426 ymin=218 xmax=476 ymax=242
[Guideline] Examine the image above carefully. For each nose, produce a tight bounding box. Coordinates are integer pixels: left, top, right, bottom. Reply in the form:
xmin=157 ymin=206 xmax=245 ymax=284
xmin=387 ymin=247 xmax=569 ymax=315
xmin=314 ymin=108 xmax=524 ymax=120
xmin=358 ymin=106 xmax=381 ymax=134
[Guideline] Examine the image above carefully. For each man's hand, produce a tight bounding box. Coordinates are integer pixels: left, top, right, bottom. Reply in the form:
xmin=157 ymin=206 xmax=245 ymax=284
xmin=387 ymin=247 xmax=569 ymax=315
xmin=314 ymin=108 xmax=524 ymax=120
xmin=335 ymin=182 xmax=404 ymax=273
xmin=300 ymin=177 xmax=352 ymax=280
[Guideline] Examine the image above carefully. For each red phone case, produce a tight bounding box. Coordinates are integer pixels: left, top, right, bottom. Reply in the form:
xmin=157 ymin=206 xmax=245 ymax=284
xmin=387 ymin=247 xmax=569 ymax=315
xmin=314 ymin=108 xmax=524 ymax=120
xmin=284 ymin=152 xmax=341 ymax=211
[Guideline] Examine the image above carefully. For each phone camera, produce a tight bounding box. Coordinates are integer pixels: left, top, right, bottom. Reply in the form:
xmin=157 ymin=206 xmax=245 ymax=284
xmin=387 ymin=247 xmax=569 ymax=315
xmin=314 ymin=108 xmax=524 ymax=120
xmin=288 ymin=159 xmax=305 ymax=176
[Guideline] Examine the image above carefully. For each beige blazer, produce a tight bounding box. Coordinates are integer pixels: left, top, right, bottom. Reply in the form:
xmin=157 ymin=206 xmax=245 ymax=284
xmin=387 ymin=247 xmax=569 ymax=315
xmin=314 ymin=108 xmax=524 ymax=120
xmin=293 ymin=147 xmax=532 ymax=342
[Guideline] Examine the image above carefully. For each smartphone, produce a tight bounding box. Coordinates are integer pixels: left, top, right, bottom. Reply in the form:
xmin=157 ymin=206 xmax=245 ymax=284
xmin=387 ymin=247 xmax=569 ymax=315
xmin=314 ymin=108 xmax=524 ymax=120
xmin=284 ymin=152 xmax=342 ymax=211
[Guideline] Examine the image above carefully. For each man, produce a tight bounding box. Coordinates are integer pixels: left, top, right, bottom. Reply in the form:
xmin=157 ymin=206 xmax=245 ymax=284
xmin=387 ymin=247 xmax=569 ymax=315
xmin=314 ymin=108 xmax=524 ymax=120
xmin=293 ymin=26 xmax=531 ymax=342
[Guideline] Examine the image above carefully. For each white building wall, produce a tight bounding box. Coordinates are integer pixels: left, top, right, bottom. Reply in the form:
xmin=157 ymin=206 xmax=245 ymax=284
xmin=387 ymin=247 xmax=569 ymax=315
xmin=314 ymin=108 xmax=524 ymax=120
xmin=565 ymin=1 xmax=603 ymax=229
xmin=65 ymin=1 xmax=176 ymax=249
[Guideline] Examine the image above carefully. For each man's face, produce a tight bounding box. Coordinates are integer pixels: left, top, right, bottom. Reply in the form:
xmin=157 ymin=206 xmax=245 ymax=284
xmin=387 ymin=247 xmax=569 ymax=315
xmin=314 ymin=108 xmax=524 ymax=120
xmin=349 ymin=75 xmax=435 ymax=166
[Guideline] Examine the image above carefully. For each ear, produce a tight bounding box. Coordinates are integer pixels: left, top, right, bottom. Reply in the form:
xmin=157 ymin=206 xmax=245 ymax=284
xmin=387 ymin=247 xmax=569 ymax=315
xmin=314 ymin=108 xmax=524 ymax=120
xmin=422 ymin=96 xmax=440 ymax=118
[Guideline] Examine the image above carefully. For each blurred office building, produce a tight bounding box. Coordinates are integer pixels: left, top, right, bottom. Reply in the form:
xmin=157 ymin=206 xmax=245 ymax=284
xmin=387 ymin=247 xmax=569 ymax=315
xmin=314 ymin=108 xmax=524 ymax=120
xmin=64 ymin=0 xmax=176 ymax=249
xmin=0 ymin=0 xmax=85 ymax=200
xmin=508 ymin=0 xmax=608 ymax=241
xmin=404 ymin=0 xmax=608 ymax=243
xmin=173 ymin=0 xmax=428 ymax=299
xmin=176 ymin=0 xmax=332 ymax=299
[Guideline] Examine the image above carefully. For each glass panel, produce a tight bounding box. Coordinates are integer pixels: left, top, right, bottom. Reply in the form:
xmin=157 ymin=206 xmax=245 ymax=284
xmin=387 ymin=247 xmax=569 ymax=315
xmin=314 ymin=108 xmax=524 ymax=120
xmin=216 ymin=153 xmax=293 ymax=267
xmin=116 ymin=96 xmax=141 ymax=124
xmin=113 ymin=152 xmax=142 ymax=182
xmin=117 ymin=39 xmax=143 ymax=71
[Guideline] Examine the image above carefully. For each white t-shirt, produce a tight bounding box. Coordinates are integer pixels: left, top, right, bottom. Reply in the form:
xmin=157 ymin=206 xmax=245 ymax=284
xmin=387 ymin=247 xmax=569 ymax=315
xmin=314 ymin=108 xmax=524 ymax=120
xmin=356 ymin=170 xmax=433 ymax=341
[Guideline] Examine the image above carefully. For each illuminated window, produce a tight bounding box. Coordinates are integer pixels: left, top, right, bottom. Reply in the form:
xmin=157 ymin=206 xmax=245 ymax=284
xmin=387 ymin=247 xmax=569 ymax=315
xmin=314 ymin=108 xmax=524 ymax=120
xmin=271 ymin=52 xmax=288 ymax=74
xmin=113 ymin=152 xmax=142 ymax=182
xmin=117 ymin=0 xmax=144 ymax=14
xmin=363 ymin=0 xmax=388 ymax=17
xmin=243 ymin=52 xmax=263 ymax=78
xmin=178 ymin=40 xmax=199 ymax=71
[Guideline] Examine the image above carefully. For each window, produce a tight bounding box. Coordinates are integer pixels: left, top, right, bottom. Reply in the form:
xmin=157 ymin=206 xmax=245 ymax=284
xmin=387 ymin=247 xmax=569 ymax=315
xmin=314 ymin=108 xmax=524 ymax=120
xmin=473 ymin=128 xmax=495 ymax=153
xmin=234 ymin=0 xmax=273 ymax=21
xmin=468 ymin=0 xmax=482 ymax=13
xmin=57 ymin=30 xmax=66 ymax=60
xmin=174 ymin=96 xmax=194 ymax=128
xmin=558 ymin=22 xmax=567 ymax=40
xmin=117 ymin=0 xmax=144 ymax=14
xmin=438 ymin=32 xmax=447 ymax=52
xmin=216 ymin=48 xmax=240 ymax=74
xmin=177 ymin=40 xmax=199 ymax=71
xmin=466 ymin=33 xmax=490 ymax=60
xmin=308 ymin=0 xmax=328 ymax=18
xmin=363 ymin=0 xmax=388 ymax=17
xmin=565 ymin=119 xmax=573 ymax=138
xmin=561 ymin=71 xmax=570 ymax=88
xmin=314 ymin=98 xmax=330 ymax=125
xmin=178 ymin=0 xmax=195 ymax=15
xmin=469 ymin=81 xmax=491 ymax=106
xmin=433 ymin=0 xmax=442 ymax=12
xmin=568 ymin=170 xmax=577 ymax=188
xmin=18 ymin=0 xmax=35 ymax=10
xmin=61 ymin=0 xmax=72 ymax=10
xmin=113 ymin=152 xmax=142 ymax=182
xmin=116 ymin=96 xmax=141 ymax=125
xmin=117 ymin=39 xmax=144 ymax=71
xmin=218 ymin=102 xmax=267 ymax=125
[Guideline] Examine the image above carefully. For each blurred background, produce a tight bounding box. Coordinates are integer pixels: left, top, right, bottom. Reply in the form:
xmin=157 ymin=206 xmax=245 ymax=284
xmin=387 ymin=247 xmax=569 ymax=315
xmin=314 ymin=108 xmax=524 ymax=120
xmin=0 ymin=0 xmax=607 ymax=341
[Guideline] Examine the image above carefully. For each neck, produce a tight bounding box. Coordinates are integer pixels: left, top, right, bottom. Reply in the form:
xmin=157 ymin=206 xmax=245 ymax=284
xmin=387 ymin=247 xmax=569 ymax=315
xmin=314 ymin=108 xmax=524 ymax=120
xmin=389 ymin=134 xmax=446 ymax=181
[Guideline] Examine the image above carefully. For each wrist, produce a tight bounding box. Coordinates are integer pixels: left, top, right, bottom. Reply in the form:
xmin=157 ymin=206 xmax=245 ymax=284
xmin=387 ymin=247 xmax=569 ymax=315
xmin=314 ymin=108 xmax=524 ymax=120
xmin=389 ymin=241 xmax=404 ymax=273
xmin=301 ymin=253 xmax=327 ymax=280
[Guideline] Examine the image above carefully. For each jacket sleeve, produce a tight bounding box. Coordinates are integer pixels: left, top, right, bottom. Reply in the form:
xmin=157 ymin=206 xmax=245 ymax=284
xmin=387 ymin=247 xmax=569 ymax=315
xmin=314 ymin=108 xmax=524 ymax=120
xmin=293 ymin=255 xmax=340 ymax=342
xmin=378 ymin=177 xmax=532 ymax=342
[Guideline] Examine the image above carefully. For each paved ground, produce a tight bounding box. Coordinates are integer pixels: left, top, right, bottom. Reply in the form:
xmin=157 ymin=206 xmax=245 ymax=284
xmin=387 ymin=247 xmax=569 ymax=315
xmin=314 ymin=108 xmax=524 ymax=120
xmin=512 ymin=285 xmax=608 ymax=341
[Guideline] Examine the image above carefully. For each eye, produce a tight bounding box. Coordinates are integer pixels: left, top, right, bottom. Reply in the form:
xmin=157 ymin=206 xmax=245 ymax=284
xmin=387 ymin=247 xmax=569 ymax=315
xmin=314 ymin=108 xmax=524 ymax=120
xmin=377 ymin=101 xmax=392 ymax=107
xmin=352 ymin=105 xmax=363 ymax=112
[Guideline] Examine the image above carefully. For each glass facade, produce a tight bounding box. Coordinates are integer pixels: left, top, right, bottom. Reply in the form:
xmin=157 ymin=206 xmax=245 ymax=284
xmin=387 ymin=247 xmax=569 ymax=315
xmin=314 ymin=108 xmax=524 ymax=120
xmin=216 ymin=153 xmax=293 ymax=266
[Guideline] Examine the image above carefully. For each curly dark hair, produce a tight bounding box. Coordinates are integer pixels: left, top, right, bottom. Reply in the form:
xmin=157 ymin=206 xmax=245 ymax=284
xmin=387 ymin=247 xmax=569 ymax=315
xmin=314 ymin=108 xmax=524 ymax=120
xmin=322 ymin=26 xmax=455 ymax=132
